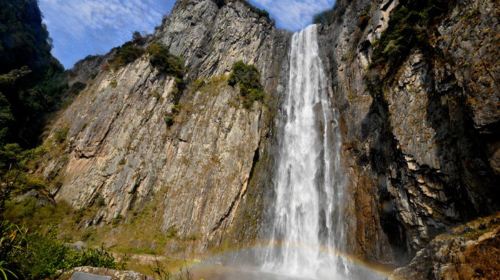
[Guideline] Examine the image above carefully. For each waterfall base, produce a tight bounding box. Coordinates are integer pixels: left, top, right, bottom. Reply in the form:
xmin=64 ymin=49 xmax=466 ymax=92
xmin=188 ymin=249 xmax=389 ymax=280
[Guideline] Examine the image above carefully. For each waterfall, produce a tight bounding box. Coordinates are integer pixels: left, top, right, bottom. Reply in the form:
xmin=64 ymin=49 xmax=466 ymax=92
xmin=262 ymin=25 xmax=348 ymax=279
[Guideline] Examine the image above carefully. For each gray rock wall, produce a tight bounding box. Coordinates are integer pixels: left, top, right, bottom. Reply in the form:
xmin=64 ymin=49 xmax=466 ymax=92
xmin=317 ymin=0 xmax=499 ymax=266
xmin=41 ymin=0 xmax=291 ymax=252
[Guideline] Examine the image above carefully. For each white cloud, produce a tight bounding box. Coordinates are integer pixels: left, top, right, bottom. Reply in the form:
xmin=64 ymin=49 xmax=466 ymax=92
xmin=40 ymin=0 xmax=163 ymax=35
xmin=38 ymin=0 xmax=333 ymax=67
xmin=38 ymin=0 xmax=172 ymax=67
xmin=250 ymin=0 xmax=335 ymax=30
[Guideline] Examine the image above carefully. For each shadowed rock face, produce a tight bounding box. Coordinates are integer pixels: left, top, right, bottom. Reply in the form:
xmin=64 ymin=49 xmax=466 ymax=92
xmin=317 ymin=0 xmax=499 ymax=266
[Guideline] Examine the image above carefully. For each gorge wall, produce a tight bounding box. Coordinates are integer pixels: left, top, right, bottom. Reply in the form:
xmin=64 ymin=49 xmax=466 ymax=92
xmin=29 ymin=0 xmax=498 ymax=276
xmin=39 ymin=0 xmax=290 ymax=253
xmin=316 ymin=0 xmax=499 ymax=268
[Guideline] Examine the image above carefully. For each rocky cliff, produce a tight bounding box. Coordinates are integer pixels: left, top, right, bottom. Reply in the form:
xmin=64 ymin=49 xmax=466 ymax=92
xmin=32 ymin=0 xmax=498 ymax=275
xmin=317 ymin=0 xmax=499 ymax=268
xmin=39 ymin=0 xmax=290 ymax=253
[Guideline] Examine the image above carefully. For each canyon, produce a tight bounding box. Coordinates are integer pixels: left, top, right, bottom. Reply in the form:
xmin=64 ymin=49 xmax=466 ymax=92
xmin=1 ymin=0 xmax=498 ymax=279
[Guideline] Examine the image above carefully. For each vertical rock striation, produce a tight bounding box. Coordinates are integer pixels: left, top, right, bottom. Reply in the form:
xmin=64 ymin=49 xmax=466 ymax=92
xmin=40 ymin=0 xmax=291 ymax=252
xmin=317 ymin=0 xmax=499 ymax=267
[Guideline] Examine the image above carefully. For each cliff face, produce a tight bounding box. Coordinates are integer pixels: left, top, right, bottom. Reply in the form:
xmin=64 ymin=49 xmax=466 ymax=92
xmin=317 ymin=0 xmax=499 ymax=266
xmin=40 ymin=0 xmax=290 ymax=252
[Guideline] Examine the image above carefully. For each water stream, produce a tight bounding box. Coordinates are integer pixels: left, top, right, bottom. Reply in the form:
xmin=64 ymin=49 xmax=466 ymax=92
xmin=261 ymin=24 xmax=347 ymax=279
xmin=190 ymin=25 xmax=387 ymax=280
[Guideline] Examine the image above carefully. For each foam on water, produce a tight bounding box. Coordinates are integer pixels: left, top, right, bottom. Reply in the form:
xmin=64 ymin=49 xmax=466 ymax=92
xmin=261 ymin=24 xmax=348 ymax=279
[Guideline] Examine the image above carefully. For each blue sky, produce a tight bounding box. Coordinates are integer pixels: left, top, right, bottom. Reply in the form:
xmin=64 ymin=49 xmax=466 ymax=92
xmin=39 ymin=0 xmax=335 ymax=69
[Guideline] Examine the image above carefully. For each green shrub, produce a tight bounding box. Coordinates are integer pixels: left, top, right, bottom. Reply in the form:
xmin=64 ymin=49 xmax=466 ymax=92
xmin=228 ymin=61 xmax=265 ymax=108
xmin=0 ymin=143 xmax=23 ymax=171
xmin=54 ymin=127 xmax=69 ymax=144
xmin=109 ymin=42 xmax=145 ymax=70
xmin=147 ymin=42 xmax=184 ymax=78
xmin=371 ymin=0 xmax=451 ymax=70
xmin=164 ymin=114 xmax=174 ymax=127
xmin=0 ymin=221 xmax=118 ymax=280
xmin=166 ymin=226 xmax=178 ymax=239
xmin=0 ymin=0 xmax=70 ymax=148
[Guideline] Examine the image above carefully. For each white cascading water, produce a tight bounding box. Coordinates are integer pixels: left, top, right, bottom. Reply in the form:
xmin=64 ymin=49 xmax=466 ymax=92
xmin=262 ymin=25 xmax=348 ymax=279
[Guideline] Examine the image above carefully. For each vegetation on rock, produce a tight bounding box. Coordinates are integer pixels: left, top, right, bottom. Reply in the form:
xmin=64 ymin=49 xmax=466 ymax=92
xmin=109 ymin=42 xmax=145 ymax=70
xmin=371 ymin=0 xmax=453 ymax=70
xmin=147 ymin=42 xmax=185 ymax=78
xmin=0 ymin=221 xmax=118 ymax=280
xmin=228 ymin=61 xmax=265 ymax=109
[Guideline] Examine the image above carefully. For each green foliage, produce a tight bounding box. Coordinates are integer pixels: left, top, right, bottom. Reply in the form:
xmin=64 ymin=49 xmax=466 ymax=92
xmin=150 ymin=258 xmax=193 ymax=280
xmin=0 ymin=0 xmax=59 ymax=75
xmin=371 ymin=0 xmax=451 ymax=70
xmin=0 ymin=221 xmax=118 ymax=280
xmin=0 ymin=0 xmax=68 ymax=147
xmin=191 ymin=78 xmax=206 ymax=92
xmin=0 ymin=142 xmax=53 ymax=199
xmin=66 ymin=82 xmax=86 ymax=98
xmin=109 ymin=42 xmax=145 ymax=70
xmin=0 ymin=93 xmax=13 ymax=145
xmin=0 ymin=67 xmax=68 ymax=147
xmin=0 ymin=261 xmax=17 ymax=280
xmin=147 ymin=42 xmax=185 ymax=78
xmin=165 ymin=226 xmax=178 ymax=239
xmin=0 ymin=143 xmax=22 ymax=171
xmin=53 ymin=127 xmax=68 ymax=144
xmin=228 ymin=61 xmax=265 ymax=108
xmin=164 ymin=115 xmax=174 ymax=127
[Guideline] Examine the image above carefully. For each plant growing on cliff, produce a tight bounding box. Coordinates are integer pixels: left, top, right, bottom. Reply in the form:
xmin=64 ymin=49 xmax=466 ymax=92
xmin=109 ymin=42 xmax=145 ymax=70
xmin=147 ymin=42 xmax=185 ymax=78
xmin=228 ymin=61 xmax=265 ymax=109
xmin=371 ymin=0 xmax=451 ymax=70
xmin=164 ymin=114 xmax=174 ymax=127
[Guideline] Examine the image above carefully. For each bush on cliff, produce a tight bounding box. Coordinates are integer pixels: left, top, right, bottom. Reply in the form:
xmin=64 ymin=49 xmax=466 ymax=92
xmin=228 ymin=61 xmax=265 ymax=108
xmin=371 ymin=0 xmax=451 ymax=69
xmin=147 ymin=42 xmax=185 ymax=78
xmin=109 ymin=42 xmax=145 ymax=70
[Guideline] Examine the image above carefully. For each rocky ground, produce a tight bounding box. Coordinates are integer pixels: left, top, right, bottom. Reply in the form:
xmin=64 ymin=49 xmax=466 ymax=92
xmin=390 ymin=213 xmax=500 ymax=280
